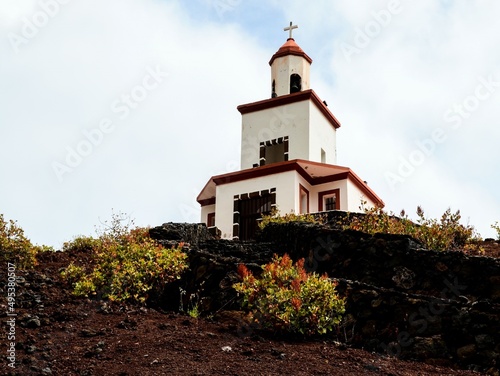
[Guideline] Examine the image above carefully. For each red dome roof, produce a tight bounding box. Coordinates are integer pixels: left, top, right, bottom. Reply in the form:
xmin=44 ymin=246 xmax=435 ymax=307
xmin=269 ymin=38 xmax=313 ymax=66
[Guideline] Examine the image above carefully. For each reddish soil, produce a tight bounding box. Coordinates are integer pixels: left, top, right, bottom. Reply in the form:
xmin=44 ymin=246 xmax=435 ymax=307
xmin=3 ymin=243 xmax=498 ymax=376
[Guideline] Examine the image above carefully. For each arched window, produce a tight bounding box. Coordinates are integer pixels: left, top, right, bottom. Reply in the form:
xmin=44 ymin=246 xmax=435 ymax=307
xmin=272 ymin=80 xmax=277 ymax=98
xmin=290 ymin=74 xmax=301 ymax=93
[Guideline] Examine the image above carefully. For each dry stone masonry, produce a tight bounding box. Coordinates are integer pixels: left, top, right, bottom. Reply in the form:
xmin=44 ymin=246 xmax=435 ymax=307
xmin=149 ymin=221 xmax=500 ymax=372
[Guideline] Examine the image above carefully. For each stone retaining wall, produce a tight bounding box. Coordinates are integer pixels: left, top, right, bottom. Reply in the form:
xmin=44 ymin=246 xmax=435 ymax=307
xmin=258 ymin=222 xmax=500 ymax=303
xmin=149 ymin=222 xmax=500 ymax=372
xmin=335 ymin=279 xmax=499 ymax=371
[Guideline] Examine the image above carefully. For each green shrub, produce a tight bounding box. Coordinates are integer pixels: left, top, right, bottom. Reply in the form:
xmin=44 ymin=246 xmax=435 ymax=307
xmin=60 ymin=262 xmax=86 ymax=285
xmin=342 ymin=205 xmax=480 ymax=252
xmin=62 ymin=212 xmax=189 ymax=304
xmin=234 ymin=254 xmax=345 ymax=336
xmin=62 ymin=236 xmax=99 ymax=253
xmin=258 ymin=207 xmax=324 ymax=230
xmin=73 ymin=238 xmax=187 ymax=303
xmin=0 ymin=213 xmax=44 ymax=269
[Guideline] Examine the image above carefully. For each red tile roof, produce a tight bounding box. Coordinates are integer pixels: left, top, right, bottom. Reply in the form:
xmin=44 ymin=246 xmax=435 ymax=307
xmin=269 ymin=38 xmax=313 ymax=66
xmin=197 ymin=159 xmax=384 ymax=208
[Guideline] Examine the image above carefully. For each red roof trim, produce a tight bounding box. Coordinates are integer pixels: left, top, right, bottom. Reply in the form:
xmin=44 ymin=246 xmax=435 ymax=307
xmin=199 ymin=197 xmax=215 ymax=207
xmin=212 ymin=161 xmax=299 ymax=185
xmin=348 ymin=170 xmax=380 ymax=204
xmin=196 ymin=178 xmax=215 ymax=203
xmin=347 ymin=171 xmax=384 ymax=207
xmin=311 ymin=171 xmax=349 ymax=185
xmin=237 ymin=89 xmax=341 ymax=129
xmin=198 ymin=159 xmax=384 ymax=207
xmin=269 ymin=38 xmax=313 ymax=65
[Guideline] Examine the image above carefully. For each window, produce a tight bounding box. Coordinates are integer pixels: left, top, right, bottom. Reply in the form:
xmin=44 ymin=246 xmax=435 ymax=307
xmin=265 ymin=142 xmax=285 ymax=164
xmin=318 ymin=189 xmax=340 ymax=211
xmin=207 ymin=212 xmax=215 ymax=227
xmin=290 ymin=74 xmax=301 ymax=93
xmin=299 ymin=185 xmax=309 ymax=214
xmin=325 ymin=196 xmax=336 ymax=211
xmin=321 ymin=148 xmax=326 ymax=163
xmin=259 ymin=137 xmax=289 ymax=166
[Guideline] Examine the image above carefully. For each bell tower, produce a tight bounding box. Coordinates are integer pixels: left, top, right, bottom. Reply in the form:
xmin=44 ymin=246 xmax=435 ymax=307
xmin=238 ymin=22 xmax=339 ymax=170
xmin=269 ymin=22 xmax=312 ymax=98
xmin=197 ymin=23 xmax=385 ymax=240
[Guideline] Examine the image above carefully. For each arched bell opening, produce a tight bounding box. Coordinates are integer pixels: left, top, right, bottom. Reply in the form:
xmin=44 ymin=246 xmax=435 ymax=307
xmin=290 ymin=74 xmax=301 ymax=93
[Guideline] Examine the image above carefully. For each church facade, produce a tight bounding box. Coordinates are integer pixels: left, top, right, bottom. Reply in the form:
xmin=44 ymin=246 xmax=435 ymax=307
xmin=197 ymin=24 xmax=384 ymax=240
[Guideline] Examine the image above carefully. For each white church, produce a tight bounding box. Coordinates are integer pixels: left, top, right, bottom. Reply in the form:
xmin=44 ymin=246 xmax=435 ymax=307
xmin=197 ymin=23 xmax=384 ymax=240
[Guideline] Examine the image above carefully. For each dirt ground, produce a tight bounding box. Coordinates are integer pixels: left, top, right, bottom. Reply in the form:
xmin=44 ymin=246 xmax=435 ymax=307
xmin=2 ymin=242 xmax=499 ymax=376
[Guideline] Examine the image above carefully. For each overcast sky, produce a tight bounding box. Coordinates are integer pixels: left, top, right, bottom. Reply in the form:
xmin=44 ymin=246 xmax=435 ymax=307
xmin=1 ymin=0 xmax=499 ymax=248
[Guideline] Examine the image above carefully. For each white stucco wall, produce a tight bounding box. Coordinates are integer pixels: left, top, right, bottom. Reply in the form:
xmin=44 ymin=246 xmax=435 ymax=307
xmin=200 ymin=204 xmax=215 ymax=225
xmin=304 ymin=178 xmax=376 ymax=213
xmin=296 ymin=174 xmax=312 ymax=213
xmin=307 ymin=179 xmax=348 ymax=212
xmin=240 ymin=100 xmax=337 ymax=169
xmin=214 ymin=171 xmax=297 ymax=238
xmin=308 ymin=102 xmax=337 ymax=164
xmin=240 ymin=101 xmax=310 ymax=169
xmin=271 ymin=55 xmax=311 ymax=97
xmin=295 ymin=177 xmax=377 ymax=214
xmin=345 ymin=180 xmax=377 ymax=212
xmin=207 ymin=171 xmax=377 ymax=239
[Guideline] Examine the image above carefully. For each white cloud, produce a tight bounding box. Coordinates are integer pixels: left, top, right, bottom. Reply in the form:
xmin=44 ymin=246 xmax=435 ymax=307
xmin=326 ymin=0 xmax=500 ymax=238
xmin=1 ymin=0 xmax=499 ymax=247
xmin=0 ymin=0 xmax=269 ymax=247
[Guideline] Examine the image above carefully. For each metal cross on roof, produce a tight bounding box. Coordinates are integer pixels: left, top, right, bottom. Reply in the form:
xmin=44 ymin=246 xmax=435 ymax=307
xmin=284 ymin=21 xmax=298 ymax=39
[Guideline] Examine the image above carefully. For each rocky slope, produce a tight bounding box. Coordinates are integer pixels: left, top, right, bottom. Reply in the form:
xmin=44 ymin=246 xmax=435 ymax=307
xmin=1 ymin=221 xmax=499 ymax=375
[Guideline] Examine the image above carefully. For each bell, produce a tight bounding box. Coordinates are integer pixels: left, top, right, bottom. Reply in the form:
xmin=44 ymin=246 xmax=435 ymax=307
xmin=290 ymin=83 xmax=300 ymax=93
